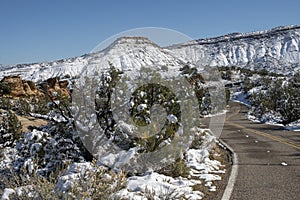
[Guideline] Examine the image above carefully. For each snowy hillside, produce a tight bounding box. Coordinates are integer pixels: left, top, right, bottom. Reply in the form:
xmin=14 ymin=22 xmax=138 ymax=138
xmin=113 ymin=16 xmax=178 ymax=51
xmin=1 ymin=25 xmax=300 ymax=82
xmin=0 ymin=37 xmax=187 ymax=82
xmin=99 ymin=37 xmax=187 ymax=71
xmin=168 ymin=25 xmax=300 ymax=75
xmin=0 ymin=57 xmax=88 ymax=83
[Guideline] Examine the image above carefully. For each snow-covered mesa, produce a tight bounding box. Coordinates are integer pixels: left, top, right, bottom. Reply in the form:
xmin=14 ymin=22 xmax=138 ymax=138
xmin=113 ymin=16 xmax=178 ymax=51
xmin=1 ymin=25 xmax=300 ymax=82
xmin=168 ymin=25 xmax=300 ymax=75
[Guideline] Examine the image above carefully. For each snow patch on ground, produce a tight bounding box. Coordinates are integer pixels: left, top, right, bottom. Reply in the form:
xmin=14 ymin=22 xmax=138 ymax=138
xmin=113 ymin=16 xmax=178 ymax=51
xmin=0 ymin=147 xmax=17 ymax=171
xmin=204 ymin=110 xmax=227 ymax=118
xmin=185 ymin=148 xmax=224 ymax=192
xmin=98 ymin=147 xmax=138 ymax=170
xmin=231 ymin=91 xmax=250 ymax=106
xmin=116 ymin=132 xmax=225 ymax=199
xmin=1 ymin=188 xmax=15 ymax=200
xmin=286 ymin=119 xmax=300 ymax=131
xmin=117 ymin=171 xmax=203 ymax=200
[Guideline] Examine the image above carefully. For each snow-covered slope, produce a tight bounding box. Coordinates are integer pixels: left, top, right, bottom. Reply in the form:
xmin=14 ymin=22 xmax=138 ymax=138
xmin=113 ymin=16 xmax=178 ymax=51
xmin=1 ymin=26 xmax=300 ymax=81
xmin=98 ymin=37 xmax=186 ymax=71
xmin=168 ymin=25 xmax=300 ymax=75
xmin=0 ymin=57 xmax=88 ymax=82
xmin=0 ymin=37 xmax=187 ymax=82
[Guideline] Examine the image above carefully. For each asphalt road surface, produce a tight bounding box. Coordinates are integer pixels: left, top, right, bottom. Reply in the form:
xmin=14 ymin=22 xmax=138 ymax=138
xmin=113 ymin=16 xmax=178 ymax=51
xmin=210 ymin=102 xmax=300 ymax=200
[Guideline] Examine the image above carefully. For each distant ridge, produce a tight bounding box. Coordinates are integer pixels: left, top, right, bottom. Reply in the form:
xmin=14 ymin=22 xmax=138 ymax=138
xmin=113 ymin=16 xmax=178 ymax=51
xmin=168 ymin=25 xmax=300 ymax=75
xmin=1 ymin=25 xmax=300 ymax=81
xmin=169 ymin=25 xmax=300 ymax=47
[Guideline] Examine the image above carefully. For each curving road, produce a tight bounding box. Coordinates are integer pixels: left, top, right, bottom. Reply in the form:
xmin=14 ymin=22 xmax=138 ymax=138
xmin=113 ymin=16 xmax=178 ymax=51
xmin=211 ymin=102 xmax=300 ymax=200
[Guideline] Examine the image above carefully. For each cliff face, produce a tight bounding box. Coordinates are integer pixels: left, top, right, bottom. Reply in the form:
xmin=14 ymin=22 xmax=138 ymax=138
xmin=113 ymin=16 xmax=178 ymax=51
xmin=168 ymin=26 xmax=300 ymax=75
xmin=40 ymin=78 xmax=70 ymax=97
xmin=0 ymin=76 xmax=70 ymax=98
xmin=0 ymin=76 xmax=41 ymax=97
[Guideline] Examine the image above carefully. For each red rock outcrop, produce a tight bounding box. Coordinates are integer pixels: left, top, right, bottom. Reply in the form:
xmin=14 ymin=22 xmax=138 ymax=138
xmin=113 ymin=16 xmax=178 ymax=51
xmin=0 ymin=76 xmax=70 ymax=98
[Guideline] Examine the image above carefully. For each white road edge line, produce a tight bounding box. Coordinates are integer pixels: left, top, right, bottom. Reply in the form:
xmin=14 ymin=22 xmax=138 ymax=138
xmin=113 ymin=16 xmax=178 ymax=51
xmin=219 ymin=138 xmax=239 ymax=200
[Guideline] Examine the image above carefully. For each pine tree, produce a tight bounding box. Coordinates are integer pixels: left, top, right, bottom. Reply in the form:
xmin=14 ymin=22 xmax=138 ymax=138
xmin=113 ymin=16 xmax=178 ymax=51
xmin=0 ymin=111 xmax=22 ymax=147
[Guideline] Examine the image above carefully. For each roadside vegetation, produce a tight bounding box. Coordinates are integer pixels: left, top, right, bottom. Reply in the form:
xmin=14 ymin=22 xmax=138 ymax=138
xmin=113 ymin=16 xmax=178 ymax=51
xmin=0 ymin=63 xmax=227 ymax=199
xmin=218 ymin=66 xmax=300 ymax=125
xmin=247 ymin=73 xmax=300 ymax=124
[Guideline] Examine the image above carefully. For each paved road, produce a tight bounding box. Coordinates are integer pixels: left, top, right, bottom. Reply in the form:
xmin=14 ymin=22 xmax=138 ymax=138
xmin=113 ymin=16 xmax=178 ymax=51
xmin=210 ymin=102 xmax=300 ymax=200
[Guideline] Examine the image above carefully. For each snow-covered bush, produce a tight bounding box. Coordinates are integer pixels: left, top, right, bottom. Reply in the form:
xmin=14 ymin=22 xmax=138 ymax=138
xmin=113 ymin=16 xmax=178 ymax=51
xmin=94 ymin=64 xmax=182 ymax=153
xmin=56 ymin=162 xmax=127 ymax=199
xmin=0 ymin=111 xmax=22 ymax=148
xmin=180 ymin=65 xmax=223 ymax=115
xmin=95 ymin=63 xmax=123 ymax=140
xmin=129 ymin=83 xmax=181 ymax=152
xmin=14 ymin=126 xmax=86 ymax=175
xmin=248 ymin=74 xmax=300 ymax=124
xmin=2 ymin=161 xmax=127 ymax=200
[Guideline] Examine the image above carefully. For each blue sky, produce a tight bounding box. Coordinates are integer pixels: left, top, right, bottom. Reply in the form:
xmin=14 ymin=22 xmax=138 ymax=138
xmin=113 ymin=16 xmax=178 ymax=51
xmin=1 ymin=0 xmax=300 ymax=65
